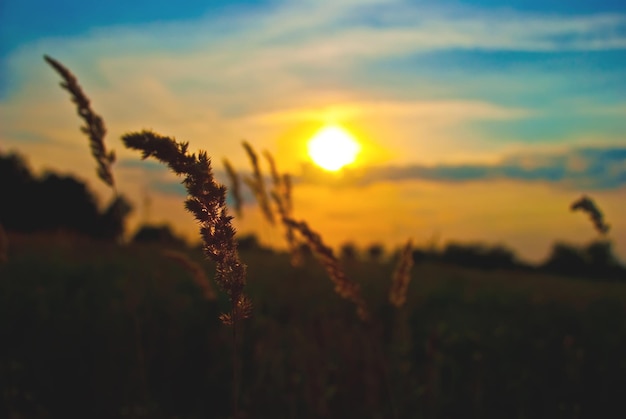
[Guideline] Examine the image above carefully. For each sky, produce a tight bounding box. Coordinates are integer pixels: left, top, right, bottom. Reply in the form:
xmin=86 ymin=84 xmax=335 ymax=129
xmin=1 ymin=0 xmax=625 ymax=263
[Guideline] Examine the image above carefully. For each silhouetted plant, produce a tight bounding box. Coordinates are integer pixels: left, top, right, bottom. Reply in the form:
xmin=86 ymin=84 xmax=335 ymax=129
xmin=571 ymin=195 xmax=610 ymax=235
xmin=242 ymin=141 xmax=274 ymax=225
xmin=122 ymin=130 xmax=251 ymax=324
xmin=367 ymin=243 xmax=385 ymax=262
xmin=44 ymin=55 xmax=116 ymax=190
xmin=284 ymin=217 xmax=370 ymax=322
xmin=223 ymin=158 xmax=243 ymax=218
xmin=122 ymin=129 xmax=251 ymax=418
xmin=389 ymin=239 xmax=414 ymax=309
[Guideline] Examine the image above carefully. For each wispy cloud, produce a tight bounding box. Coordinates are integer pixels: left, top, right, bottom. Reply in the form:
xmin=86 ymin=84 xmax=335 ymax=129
xmin=4 ymin=1 xmax=626 ymax=96
xmin=301 ymin=146 xmax=626 ymax=190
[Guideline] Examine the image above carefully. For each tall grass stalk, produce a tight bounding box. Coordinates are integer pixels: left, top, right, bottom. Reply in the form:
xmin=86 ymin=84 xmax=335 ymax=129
xmin=242 ymin=141 xmax=274 ymax=225
xmin=122 ymin=130 xmax=251 ymax=418
xmin=389 ymin=239 xmax=415 ymax=309
xmin=43 ymin=55 xmax=116 ymax=190
xmin=263 ymin=150 xmax=301 ymax=267
xmin=283 ymin=217 xmax=369 ymax=322
xmin=223 ymin=158 xmax=243 ymax=218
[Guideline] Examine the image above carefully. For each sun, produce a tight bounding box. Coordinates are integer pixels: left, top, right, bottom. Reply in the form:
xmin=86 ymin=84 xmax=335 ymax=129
xmin=307 ymin=125 xmax=361 ymax=171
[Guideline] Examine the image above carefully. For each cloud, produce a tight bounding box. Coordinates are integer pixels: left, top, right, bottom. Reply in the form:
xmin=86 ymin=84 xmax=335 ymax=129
xmin=117 ymin=145 xmax=626 ymax=199
xmin=301 ymin=146 xmax=626 ymax=190
xmin=3 ymin=2 xmax=626 ymax=99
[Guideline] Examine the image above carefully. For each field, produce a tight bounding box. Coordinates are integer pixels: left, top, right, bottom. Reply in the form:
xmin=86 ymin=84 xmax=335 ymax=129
xmin=2 ymin=233 xmax=626 ymax=419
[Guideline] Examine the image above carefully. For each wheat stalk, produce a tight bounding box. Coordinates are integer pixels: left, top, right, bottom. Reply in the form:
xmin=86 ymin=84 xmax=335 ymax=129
xmin=43 ymin=55 xmax=116 ymax=189
xmin=389 ymin=239 xmax=414 ymax=308
xmin=570 ymin=195 xmax=610 ymax=235
xmin=162 ymin=249 xmax=217 ymax=301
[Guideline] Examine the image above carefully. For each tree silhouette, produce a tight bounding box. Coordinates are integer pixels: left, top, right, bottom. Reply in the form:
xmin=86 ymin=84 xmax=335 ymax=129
xmin=366 ymin=243 xmax=385 ymax=262
xmin=0 ymin=151 xmax=132 ymax=240
xmin=340 ymin=242 xmax=358 ymax=261
xmin=540 ymin=241 xmax=625 ymax=280
xmin=132 ymin=224 xmax=186 ymax=247
xmin=441 ymin=242 xmax=517 ymax=270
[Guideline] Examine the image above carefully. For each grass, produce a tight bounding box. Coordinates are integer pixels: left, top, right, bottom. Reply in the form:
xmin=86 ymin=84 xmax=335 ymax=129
xmin=2 ymin=233 xmax=626 ymax=418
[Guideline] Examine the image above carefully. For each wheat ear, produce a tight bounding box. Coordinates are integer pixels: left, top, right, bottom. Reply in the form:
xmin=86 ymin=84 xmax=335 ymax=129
xmin=43 ymin=55 xmax=115 ymax=189
xmin=283 ymin=217 xmax=369 ymax=321
xmin=389 ymin=239 xmax=414 ymax=308
xmin=571 ymin=195 xmax=610 ymax=235
xmin=122 ymin=130 xmax=251 ymax=324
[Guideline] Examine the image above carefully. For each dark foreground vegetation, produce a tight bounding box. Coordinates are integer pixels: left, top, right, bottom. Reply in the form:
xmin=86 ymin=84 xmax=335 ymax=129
xmin=1 ymin=233 xmax=625 ymax=419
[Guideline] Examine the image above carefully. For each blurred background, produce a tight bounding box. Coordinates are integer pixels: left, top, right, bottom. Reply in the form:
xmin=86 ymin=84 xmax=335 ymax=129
xmin=1 ymin=1 xmax=626 ymax=418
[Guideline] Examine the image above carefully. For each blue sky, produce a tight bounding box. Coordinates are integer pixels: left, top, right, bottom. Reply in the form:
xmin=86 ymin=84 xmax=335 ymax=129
xmin=1 ymin=0 xmax=625 ymax=260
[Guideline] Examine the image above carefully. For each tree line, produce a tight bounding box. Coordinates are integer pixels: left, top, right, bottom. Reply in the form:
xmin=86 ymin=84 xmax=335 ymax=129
xmin=0 ymin=151 xmax=131 ymax=241
xmin=2 ymin=150 xmax=624 ymax=281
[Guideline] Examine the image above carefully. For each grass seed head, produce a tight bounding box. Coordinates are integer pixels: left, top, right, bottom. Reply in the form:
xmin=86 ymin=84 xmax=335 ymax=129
xmin=123 ymin=130 xmax=250 ymax=324
xmin=284 ymin=217 xmax=369 ymax=321
xmin=43 ymin=55 xmax=115 ymax=189
xmin=242 ymin=141 xmax=274 ymax=224
xmin=223 ymin=158 xmax=243 ymax=218
xmin=571 ymin=195 xmax=610 ymax=235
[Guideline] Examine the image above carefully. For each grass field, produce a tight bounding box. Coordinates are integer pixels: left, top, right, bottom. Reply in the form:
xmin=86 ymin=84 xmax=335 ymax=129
xmin=2 ymin=233 xmax=625 ymax=419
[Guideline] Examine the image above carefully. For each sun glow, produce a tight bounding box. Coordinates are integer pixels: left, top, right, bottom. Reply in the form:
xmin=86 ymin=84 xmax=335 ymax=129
xmin=307 ymin=125 xmax=361 ymax=171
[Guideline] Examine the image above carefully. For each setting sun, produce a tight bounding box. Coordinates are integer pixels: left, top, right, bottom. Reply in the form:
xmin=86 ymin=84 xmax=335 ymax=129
xmin=307 ymin=125 xmax=361 ymax=171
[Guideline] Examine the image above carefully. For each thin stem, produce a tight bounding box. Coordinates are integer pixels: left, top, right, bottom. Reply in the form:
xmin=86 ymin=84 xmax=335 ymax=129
xmin=232 ymin=315 xmax=240 ymax=419
xmin=366 ymin=322 xmax=398 ymax=419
